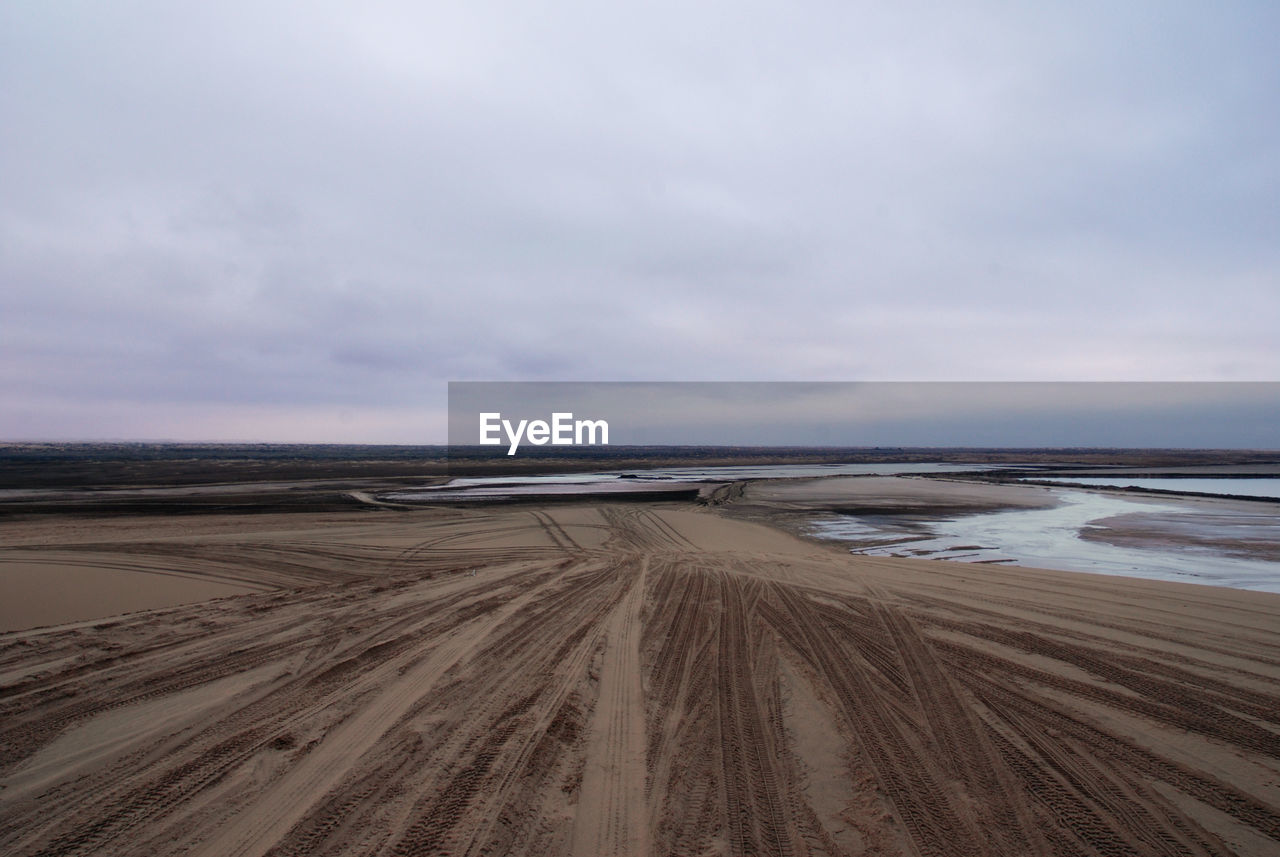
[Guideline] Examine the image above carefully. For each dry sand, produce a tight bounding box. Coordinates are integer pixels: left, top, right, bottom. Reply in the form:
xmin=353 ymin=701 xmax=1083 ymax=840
xmin=1 ymin=503 xmax=1279 ymax=856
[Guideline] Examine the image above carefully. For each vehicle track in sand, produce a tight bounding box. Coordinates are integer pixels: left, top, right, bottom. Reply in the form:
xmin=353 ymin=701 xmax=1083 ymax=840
xmin=2 ymin=503 xmax=1280 ymax=857
xmin=571 ymin=555 xmax=648 ymax=857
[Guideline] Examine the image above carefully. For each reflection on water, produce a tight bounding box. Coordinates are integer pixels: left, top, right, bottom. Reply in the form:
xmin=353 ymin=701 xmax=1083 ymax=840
xmin=812 ymin=491 xmax=1280 ymax=593
xmin=388 ymin=462 xmax=1013 ymax=500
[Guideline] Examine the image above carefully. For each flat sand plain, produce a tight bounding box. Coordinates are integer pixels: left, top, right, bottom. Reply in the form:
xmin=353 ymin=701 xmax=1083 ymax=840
xmin=2 ymin=502 xmax=1280 ymax=857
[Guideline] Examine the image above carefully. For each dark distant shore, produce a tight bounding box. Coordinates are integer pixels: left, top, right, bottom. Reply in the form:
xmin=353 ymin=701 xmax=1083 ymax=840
xmin=8 ymin=441 xmax=1280 ymax=487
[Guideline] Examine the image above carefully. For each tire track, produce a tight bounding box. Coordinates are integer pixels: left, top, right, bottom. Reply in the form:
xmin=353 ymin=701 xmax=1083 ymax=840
xmin=571 ymin=556 xmax=648 ymax=857
xmin=5 ymin=503 xmax=1280 ymax=857
xmin=761 ymin=581 xmax=989 ymax=857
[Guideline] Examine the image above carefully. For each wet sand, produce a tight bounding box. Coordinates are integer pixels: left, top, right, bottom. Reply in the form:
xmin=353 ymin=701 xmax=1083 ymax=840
xmin=1082 ymin=509 xmax=1280 ymax=562
xmin=735 ymin=474 xmax=1062 ymax=518
xmin=2 ymin=500 xmax=1279 ymax=857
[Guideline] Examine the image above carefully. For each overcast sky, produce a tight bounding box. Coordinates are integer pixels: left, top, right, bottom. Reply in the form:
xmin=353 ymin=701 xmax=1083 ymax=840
xmin=3 ymin=2 xmax=1278 ymax=442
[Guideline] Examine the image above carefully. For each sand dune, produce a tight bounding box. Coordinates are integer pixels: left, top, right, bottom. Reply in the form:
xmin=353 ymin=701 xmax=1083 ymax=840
xmin=2 ymin=503 xmax=1279 ymax=856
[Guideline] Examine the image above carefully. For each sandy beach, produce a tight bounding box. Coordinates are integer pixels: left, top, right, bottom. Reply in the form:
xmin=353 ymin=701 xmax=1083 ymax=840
xmin=2 ymin=494 xmax=1279 ymax=857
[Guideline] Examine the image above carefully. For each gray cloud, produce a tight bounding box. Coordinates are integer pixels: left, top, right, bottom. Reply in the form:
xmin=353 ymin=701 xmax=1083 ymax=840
xmin=2 ymin=1 xmax=1277 ymax=441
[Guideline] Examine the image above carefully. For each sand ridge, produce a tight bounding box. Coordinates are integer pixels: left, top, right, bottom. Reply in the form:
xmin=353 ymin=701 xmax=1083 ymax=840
xmin=1 ymin=503 xmax=1279 ymax=856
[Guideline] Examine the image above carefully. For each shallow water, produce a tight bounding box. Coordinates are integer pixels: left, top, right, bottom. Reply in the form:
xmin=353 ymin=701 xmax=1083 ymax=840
xmin=1025 ymin=477 xmax=1280 ymax=500
xmin=390 ymin=462 xmax=1015 ymax=500
xmin=811 ymin=490 xmax=1280 ymax=592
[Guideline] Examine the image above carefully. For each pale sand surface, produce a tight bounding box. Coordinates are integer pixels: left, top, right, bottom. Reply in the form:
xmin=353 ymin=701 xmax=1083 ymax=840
xmin=1 ymin=503 xmax=1278 ymax=857
xmin=0 ymin=556 xmax=262 ymax=632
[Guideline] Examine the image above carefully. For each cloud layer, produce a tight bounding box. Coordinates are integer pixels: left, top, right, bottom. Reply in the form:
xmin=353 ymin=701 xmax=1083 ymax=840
xmin=3 ymin=2 xmax=1277 ymax=441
